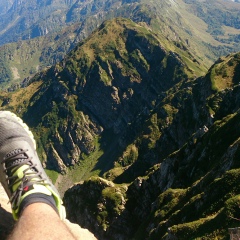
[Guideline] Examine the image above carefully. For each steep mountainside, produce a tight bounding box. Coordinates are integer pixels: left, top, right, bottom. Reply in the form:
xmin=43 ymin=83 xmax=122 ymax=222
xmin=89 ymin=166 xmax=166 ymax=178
xmin=1 ymin=0 xmax=240 ymax=88
xmin=0 ymin=23 xmax=82 ymax=89
xmin=0 ymin=17 xmax=203 ymax=185
xmin=1 ymin=16 xmax=240 ymax=239
xmin=63 ymin=53 xmax=240 ymax=240
xmin=0 ymin=1 xmax=14 ymax=14
xmin=0 ymin=0 xmax=74 ymax=44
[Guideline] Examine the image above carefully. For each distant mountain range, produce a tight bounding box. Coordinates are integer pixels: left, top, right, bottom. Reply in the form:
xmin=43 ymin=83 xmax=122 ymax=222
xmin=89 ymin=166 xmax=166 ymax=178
xmin=0 ymin=1 xmax=240 ymax=239
xmin=0 ymin=0 xmax=240 ymax=89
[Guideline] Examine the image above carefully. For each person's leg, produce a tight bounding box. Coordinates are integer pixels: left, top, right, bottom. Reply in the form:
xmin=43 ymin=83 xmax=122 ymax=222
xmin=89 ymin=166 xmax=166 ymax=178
xmin=0 ymin=111 xmax=75 ymax=240
xmin=8 ymin=203 xmax=76 ymax=240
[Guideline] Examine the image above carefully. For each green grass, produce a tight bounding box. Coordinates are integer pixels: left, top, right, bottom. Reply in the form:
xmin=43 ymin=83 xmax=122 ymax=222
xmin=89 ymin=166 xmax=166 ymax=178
xmin=66 ymin=137 xmax=104 ymax=183
xmin=45 ymin=169 xmax=59 ymax=184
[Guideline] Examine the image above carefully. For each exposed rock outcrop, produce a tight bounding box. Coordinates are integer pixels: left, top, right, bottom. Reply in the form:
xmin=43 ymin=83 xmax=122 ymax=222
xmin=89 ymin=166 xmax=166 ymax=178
xmin=64 ymin=110 xmax=240 ymax=239
xmin=0 ymin=183 xmax=97 ymax=240
xmin=0 ymin=184 xmax=14 ymax=239
xmin=20 ymin=18 xmax=196 ymax=173
xmin=63 ymin=52 xmax=240 ymax=239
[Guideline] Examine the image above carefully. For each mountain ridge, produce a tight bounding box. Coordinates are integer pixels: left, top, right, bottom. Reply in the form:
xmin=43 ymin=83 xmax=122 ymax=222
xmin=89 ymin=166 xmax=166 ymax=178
xmin=63 ymin=52 xmax=240 ymax=239
xmin=0 ymin=2 xmax=239 ymax=239
xmin=1 ymin=0 xmax=240 ymax=88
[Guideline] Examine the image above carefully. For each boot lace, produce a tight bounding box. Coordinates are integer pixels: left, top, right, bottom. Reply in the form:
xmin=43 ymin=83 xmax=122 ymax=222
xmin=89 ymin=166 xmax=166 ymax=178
xmin=2 ymin=149 xmax=47 ymax=210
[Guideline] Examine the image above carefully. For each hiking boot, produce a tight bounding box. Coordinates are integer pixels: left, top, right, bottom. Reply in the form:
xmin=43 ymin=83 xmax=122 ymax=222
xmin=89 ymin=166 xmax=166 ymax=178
xmin=0 ymin=111 xmax=66 ymax=220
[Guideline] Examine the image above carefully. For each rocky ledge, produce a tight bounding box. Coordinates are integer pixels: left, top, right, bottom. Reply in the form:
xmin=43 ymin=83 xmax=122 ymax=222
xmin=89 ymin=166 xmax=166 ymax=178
xmin=0 ymin=183 xmax=97 ymax=240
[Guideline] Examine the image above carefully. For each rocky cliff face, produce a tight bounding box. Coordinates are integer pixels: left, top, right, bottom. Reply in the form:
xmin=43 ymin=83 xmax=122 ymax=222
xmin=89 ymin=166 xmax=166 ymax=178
xmin=16 ymin=18 xmax=198 ymax=175
xmin=63 ymin=53 xmax=240 ymax=239
xmin=0 ymin=184 xmax=98 ymax=240
xmin=0 ymin=184 xmax=14 ymax=239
